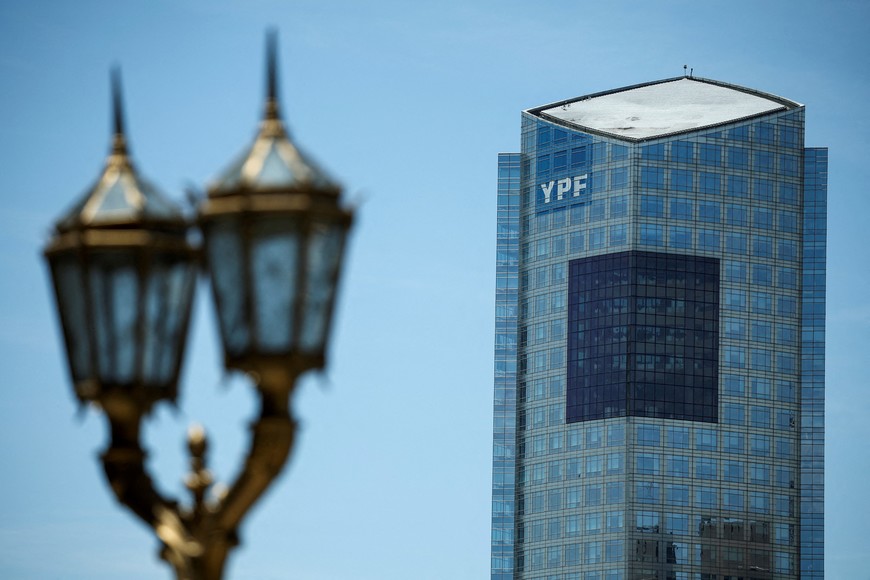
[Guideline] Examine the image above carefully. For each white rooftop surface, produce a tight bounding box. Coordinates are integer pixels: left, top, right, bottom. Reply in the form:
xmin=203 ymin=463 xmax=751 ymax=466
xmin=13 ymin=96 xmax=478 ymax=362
xmin=540 ymin=79 xmax=787 ymax=139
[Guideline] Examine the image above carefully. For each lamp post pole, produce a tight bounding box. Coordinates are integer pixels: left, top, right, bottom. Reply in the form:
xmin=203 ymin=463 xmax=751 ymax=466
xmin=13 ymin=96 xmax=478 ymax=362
xmin=43 ymin=33 xmax=352 ymax=580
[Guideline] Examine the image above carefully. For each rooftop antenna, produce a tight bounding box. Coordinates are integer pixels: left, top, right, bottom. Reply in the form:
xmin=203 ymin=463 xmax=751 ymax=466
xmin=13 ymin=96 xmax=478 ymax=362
xmin=690 ymin=67 xmax=694 ymax=78
xmin=683 ymin=64 xmax=688 ymax=78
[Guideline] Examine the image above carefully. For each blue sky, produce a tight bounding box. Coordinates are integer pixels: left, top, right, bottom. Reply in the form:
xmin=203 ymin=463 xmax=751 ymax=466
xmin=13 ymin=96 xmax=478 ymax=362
xmin=1 ymin=1 xmax=868 ymax=578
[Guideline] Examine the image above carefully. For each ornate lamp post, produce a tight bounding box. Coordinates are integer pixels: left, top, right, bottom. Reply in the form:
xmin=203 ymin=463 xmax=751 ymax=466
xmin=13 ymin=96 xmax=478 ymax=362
xmin=43 ymin=34 xmax=352 ymax=580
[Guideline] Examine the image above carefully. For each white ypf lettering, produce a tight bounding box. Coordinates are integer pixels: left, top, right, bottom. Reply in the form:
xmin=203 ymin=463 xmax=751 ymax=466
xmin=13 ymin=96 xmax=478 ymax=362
xmin=539 ymin=174 xmax=588 ymax=204
xmin=540 ymin=181 xmax=555 ymax=204
xmin=573 ymin=174 xmax=588 ymax=197
xmin=556 ymin=178 xmax=571 ymax=200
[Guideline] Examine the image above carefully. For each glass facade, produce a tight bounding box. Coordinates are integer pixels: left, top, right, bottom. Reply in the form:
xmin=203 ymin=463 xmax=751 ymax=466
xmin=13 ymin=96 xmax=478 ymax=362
xmin=490 ymin=78 xmax=826 ymax=580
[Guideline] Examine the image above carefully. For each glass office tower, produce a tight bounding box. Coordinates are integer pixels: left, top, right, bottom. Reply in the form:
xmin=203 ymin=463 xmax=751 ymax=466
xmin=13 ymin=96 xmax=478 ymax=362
xmin=490 ymin=77 xmax=826 ymax=580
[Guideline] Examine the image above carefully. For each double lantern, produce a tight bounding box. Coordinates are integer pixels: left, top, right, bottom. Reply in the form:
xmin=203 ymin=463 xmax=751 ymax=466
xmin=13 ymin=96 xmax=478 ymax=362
xmin=43 ymin=34 xmax=352 ymax=580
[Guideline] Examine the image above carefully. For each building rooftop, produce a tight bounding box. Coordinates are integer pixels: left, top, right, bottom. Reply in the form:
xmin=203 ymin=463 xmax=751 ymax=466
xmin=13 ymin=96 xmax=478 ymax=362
xmin=529 ymin=77 xmax=801 ymax=141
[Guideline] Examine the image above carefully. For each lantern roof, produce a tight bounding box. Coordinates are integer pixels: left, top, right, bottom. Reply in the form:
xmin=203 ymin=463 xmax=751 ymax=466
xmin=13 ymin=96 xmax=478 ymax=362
xmin=207 ymin=33 xmax=340 ymax=196
xmin=54 ymin=69 xmax=185 ymax=233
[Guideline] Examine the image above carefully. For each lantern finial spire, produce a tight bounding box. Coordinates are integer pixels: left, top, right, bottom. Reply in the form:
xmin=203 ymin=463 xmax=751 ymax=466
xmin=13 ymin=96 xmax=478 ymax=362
xmin=110 ymin=66 xmax=128 ymax=156
xmin=265 ymin=29 xmax=280 ymax=122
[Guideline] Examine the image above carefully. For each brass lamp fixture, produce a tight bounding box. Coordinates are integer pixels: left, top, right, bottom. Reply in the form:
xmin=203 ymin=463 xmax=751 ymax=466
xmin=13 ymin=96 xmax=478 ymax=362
xmin=43 ymin=33 xmax=353 ymax=580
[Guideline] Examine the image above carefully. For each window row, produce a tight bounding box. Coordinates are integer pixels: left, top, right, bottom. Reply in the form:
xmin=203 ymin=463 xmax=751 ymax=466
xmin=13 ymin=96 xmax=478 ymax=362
xmin=722 ymin=346 xmax=798 ymax=375
xmin=640 ymin=197 xmax=800 ymax=232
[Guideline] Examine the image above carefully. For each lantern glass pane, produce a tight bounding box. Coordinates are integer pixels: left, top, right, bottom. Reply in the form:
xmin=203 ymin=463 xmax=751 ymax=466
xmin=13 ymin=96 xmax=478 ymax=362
xmin=251 ymin=218 xmax=299 ymax=352
xmin=142 ymin=256 xmax=196 ymax=385
xmin=50 ymin=254 xmax=93 ymax=381
xmin=259 ymin=142 xmax=296 ymax=187
xmin=89 ymin=253 xmax=139 ymax=384
xmin=299 ymin=221 xmax=346 ymax=353
xmin=206 ymin=219 xmax=249 ymax=357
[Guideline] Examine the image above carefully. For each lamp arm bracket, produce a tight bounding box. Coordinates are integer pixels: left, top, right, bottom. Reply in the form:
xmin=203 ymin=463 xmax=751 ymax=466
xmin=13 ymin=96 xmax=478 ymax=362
xmin=216 ymin=394 xmax=297 ymax=531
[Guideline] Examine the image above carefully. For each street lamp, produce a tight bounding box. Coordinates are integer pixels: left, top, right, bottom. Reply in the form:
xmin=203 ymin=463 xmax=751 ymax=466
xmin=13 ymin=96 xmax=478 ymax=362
xmin=43 ymin=34 xmax=352 ymax=580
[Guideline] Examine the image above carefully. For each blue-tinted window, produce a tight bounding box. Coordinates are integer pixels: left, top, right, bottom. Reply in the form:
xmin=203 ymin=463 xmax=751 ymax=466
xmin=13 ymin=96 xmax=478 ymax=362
xmin=553 ymin=128 xmax=568 ymax=143
xmin=611 ymin=167 xmax=628 ymax=189
xmin=612 ymin=144 xmax=628 ymax=161
xmin=537 ymin=155 xmax=550 ymax=173
xmin=665 ymin=485 xmax=689 ymax=507
xmin=537 ymin=125 xmax=551 ymax=146
xmin=751 ymin=292 xmax=773 ymax=315
xmin=723 ymin=318 xmax=746 ymax=339
xmin=641 ymin=166 xmax=665 ymax=189
xmin=723 ymin=375 xmax=744 ymax=396
xmin=671 ymin=169 xmax=693 ymax=191
xmin=778 ymin=267 xmax=797 ymax=289
xmin=752 ymin=264 xmax=773 ymax=286
xmin=637 ymin=425 xmax=661 ymax=446
xmin=750 ymin=463 xmax=770 ymax=484
xmin=756 ymin=123 xmax=775 ymax=144
xmin=725 ymin=233 xmax=747 ymax=255
xmin=592 ymin=143 xmax=608 ymax=164
xmin=779 ymin=211 xmax=798 ymax=232
xmin=723 ymin=461 xmax=744 ymax=483
xmin=636 ymin=453 xmax=660 ymax=475
xmin=726 ymin=204 xmax=748 ymax=227
xmin=779 ymin=183 xmax=798 ymax=205
xmin=781 ymin=154 xmax=798 ymax=176
xmin=699 ymin=143 xmax=721 ymax=166
xmin=671 ymin=199 xmax=693 ymax=220
xmin=754 ymin=151 xmax=775 ymax=173
xmin=727 ymin=125 xmax=749 ymax=141
xmin=553 ymin=150 xmax=567 ymax=170
xmin=724 ymin=490 xmax=744 ymax=511
xmin=698 ymin=230 xmax=720 ymax=251
xmin=636 ymin=482 xmax=660 ymax=504
xmin=751 ymin=378 xmax=772 ymax=399
xmin=724 ymin=345 xmax=745 ymax=368
xmin=751 ymin=406 xmax=771 ymax=428
xmin=671 ymin=141 xmax=694 ymax=163
xmin=670 ymin=227 xmax=692 ymax=249
xmin=723 ymin=432 xmax=745 ymax=454
xmin=698 ymin=202 xmax=720 ymax=223
xmin=696 ymin=487 xmax=717 ymax=507
xmin=777 ymin=296 xmax=797 ymax=316
xmin=724 ymin=403 xmax=744 ymax=425
xmin=640 ymin=224 xmax=663 ymax=246
xmin=727 ymin=175 xmax=748 ymax=198
xmin=754 ymin=208 xmax=773 ymax=229
xmin=640 ymin=196 xmax=664 ymax=217
xmin=751 ymin=348 xmax=771 ymax=371
xmin=641 ymin=143 xmax=665 ymax=160
xmin=777 ymin=241 xmax=797 ymax=261
xmin=696 ymin=429 xmax=717 ymax=451
xmin=753 ymin=236 xmax=773 ymax=258
xmin=727 ymin=147 xmax=749 ymax=169
xmin=750 ymin=434 xmax=770 ymax=456
xmin=589 ymin=170 xmax=607 ymax=193
xmin=571 ymin=146 xmax=587 ymax=167
xmin=666 ymin=426 xmax=689 ymax=448
xmin=589 ymin=227 xmax=605 ymax=249
xmin=700 ymin=172 xmax=721 ymax=194
xmin=751 ymin=321 xmax=772 ymax=342
xmin=609 ymin=224 xmax=627 ymax=246
xmin=754 ymin=179 xmax=774 ymax=201
xmin=666 ymin=455 xmax=690 ymax=477
xmin=610 ymin=196 xmax=628 ymax=218
xmin=724 ymin=261 xmax=747 ymax=283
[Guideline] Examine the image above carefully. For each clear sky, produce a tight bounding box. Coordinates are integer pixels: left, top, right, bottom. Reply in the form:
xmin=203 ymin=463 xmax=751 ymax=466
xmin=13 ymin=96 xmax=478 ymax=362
xmin=1 ymin=1 xmax=868 ymax=578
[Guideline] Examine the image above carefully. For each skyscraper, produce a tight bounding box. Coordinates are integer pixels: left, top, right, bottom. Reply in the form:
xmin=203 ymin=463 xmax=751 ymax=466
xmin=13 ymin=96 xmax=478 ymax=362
xmin=491 ymin=77 xmax=825 ymax=580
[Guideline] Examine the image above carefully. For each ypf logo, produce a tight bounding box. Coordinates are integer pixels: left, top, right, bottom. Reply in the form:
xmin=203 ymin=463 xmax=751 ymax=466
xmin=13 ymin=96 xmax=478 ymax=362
xmin=540 ymin=174 xmax=588 ymax=204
